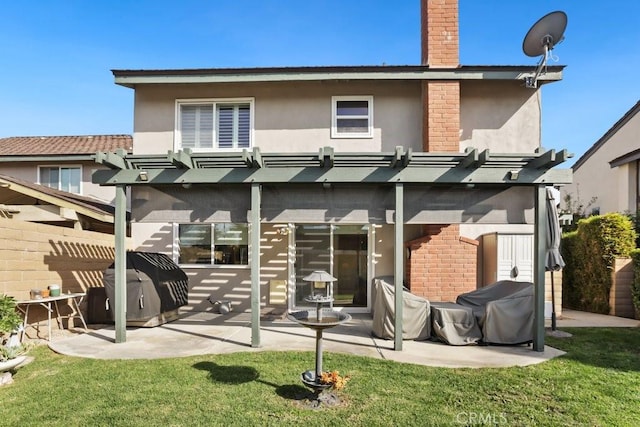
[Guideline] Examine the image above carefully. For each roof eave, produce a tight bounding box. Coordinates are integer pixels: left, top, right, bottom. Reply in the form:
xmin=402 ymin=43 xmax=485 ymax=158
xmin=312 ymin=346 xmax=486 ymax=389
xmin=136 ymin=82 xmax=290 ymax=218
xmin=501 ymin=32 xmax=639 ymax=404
xmin=113 ymin=65 xmax=564 ymax=89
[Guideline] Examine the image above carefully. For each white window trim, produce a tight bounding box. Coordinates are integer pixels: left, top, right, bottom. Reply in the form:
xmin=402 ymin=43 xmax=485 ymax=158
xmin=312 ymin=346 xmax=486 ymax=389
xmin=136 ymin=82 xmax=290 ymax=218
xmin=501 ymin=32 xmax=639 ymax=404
xmin=172 ymin=222 xmax=250 ymax=269
xmin=37 ymin=164 xmax=83 ymax=194
xmin=174 ymin=97 xmax=255 ymax=152
xmin=331 ymin=95 xmax=374 ymax=139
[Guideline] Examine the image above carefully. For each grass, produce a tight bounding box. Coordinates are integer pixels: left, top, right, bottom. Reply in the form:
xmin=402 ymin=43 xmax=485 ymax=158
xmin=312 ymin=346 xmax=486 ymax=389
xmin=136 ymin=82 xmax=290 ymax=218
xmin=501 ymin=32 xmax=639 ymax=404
xmin=1 ymin=327 xmax=639 ymax=426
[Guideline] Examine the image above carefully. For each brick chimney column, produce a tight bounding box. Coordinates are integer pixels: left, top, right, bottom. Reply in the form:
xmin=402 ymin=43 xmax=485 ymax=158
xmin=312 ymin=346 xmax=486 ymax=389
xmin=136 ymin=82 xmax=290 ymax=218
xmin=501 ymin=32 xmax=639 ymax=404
xmin=421 ymin=0 xmax=460 ymax=153
xmin=409 ymin=1 xmax=476 ymax=300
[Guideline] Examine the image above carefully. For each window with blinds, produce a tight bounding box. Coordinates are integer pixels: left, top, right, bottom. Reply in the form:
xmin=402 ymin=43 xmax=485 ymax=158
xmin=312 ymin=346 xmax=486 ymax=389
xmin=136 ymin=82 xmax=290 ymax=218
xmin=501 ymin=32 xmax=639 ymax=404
xmin=177 ymin=99 xmax=253 ymax=150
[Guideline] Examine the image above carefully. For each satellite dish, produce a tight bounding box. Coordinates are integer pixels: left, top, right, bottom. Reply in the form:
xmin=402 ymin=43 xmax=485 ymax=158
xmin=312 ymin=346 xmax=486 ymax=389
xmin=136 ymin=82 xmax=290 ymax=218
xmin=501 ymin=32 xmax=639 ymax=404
xmin=522 ymin=11 xmax=567 ymax=88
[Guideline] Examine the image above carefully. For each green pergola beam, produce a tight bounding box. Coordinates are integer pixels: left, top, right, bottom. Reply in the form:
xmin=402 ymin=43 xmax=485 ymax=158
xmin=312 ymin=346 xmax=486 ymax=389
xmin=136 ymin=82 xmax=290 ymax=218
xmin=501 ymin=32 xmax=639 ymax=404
xmin=93 ymin=166 xmax=571 ymax=186
xmin=394 ymin=183 xmax=404 ymax=351
xmin=533 ymin=185 xmax=546 ymax=351
xmin=251 ymin=183 xmax=261 ymax=347
xmin=114 ymin=185 xmax=127 ymax=343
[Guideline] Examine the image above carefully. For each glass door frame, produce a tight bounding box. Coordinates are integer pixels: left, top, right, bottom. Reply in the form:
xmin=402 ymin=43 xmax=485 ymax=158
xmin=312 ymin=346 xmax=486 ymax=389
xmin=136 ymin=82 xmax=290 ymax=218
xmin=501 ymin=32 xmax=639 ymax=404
xmin=287 ymin=223 xmax=375 ymax=314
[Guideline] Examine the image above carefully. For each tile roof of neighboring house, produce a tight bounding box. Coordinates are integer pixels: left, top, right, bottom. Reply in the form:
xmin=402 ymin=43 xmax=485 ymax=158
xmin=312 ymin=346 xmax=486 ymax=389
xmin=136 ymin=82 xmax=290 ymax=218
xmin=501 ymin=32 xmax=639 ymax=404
xmin=572 ymin=100 xmax=640 ymax=171
xmin=0 ymin=135 xmax=132 ymax=156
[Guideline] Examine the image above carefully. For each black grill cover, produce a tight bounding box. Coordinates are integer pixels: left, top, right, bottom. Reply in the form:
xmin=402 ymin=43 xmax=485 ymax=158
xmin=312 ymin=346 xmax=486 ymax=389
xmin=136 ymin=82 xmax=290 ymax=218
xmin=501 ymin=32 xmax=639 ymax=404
xmin=103 ymin=252 xmax=189 ymax=322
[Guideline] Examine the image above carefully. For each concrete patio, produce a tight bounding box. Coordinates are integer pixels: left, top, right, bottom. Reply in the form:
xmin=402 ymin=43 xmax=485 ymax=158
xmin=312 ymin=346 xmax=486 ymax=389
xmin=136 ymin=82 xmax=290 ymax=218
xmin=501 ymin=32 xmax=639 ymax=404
xmin=46 ymin=309 xmax=638 ymax=368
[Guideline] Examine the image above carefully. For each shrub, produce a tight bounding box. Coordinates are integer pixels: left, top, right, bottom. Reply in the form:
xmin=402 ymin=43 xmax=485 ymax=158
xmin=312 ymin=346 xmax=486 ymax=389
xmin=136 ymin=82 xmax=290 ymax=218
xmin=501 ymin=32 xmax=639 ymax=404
xmin=0 ymin=295 xmax=23 ymax=344
xmin=561 ymin=213 xmax=636 ymax=314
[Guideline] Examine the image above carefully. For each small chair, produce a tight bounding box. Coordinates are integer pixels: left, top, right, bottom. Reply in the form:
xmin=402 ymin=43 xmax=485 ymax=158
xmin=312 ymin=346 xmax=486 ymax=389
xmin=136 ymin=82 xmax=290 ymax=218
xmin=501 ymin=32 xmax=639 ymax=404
xmin=371 ymin=277 xmax=431 ymax=340
xmin=456 ymin=280 xmax=534 ymax=345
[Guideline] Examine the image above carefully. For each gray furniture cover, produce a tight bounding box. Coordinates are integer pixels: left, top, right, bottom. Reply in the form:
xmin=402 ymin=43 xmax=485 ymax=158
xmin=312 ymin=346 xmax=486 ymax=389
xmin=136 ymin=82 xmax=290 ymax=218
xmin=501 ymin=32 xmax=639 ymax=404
xmin=372 ymin=277 xmax=431 ymax=340
xmin=430 ymin=302 xmax=482 ymax=345
xmin=456 ymin=280 xmax=534 ymax=344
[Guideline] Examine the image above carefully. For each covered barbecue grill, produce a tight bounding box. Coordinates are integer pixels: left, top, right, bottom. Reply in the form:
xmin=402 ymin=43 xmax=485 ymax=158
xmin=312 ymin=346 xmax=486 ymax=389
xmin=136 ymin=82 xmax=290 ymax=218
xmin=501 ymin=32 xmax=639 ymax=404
xmin=103 ymin=251 xmax=189 ymax=327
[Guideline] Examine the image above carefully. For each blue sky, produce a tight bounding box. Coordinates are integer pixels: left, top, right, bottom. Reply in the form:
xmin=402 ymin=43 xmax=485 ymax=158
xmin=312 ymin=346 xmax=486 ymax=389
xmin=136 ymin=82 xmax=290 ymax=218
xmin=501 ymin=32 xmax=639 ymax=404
xmin=1 ymin=0 xmax=638 ymax=166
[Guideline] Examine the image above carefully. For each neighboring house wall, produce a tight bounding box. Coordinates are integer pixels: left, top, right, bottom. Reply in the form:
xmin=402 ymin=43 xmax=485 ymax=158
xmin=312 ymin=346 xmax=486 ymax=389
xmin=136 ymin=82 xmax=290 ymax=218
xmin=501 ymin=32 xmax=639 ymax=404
xmin=563 ymin=102 xmax=640 ymax=214
xmin=0 ymin=217 xmax=131 ymax=333
xmin=132 ymin=80 xmax=542 ymax=156
xmin=0 ymin=161 xmax=118 ymax=204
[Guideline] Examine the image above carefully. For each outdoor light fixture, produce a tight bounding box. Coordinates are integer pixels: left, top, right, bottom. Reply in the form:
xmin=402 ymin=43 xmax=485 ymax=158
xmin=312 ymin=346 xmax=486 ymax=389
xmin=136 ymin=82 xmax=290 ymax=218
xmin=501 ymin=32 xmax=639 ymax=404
xmin=138 ymin=170 xmax=149 ymax=182
xmin=509 ymin=170 xmax=520 ymax=181
xmin=0 ymin=182 xmax=10 ymax=188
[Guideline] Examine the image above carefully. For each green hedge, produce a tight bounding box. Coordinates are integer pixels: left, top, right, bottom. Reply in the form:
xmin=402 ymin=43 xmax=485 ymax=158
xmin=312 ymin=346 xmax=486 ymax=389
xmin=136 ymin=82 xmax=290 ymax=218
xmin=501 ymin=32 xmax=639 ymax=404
xmin=561 ymin=213 xmax=636 ymax=314
xmin=631 ymin=249 xmax=640 ymax=315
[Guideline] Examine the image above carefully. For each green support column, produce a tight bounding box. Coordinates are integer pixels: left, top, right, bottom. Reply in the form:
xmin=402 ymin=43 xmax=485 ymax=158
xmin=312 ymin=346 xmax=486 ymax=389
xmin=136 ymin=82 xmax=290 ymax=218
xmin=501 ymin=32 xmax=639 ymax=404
xmin=394 ymin=183 xmax=404 ymax=351
xmin=533 ymin=185 xmax=546 ymax=351
xmin=114 ymin=185 xmax=127 ymax=343
xmin=251 ymin=183 xmax=262 ymax=348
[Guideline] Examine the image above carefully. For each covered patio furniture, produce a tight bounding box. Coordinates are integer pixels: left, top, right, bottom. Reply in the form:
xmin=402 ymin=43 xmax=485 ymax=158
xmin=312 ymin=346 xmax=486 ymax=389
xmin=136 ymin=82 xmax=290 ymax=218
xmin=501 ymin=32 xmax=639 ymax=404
xmin=430 ymin=302 xmax=482 ymax=345
xmin=456 ymin=280 xmax=534 ymax=345
xmin=372 ymin=277 xmax=431 ymax=340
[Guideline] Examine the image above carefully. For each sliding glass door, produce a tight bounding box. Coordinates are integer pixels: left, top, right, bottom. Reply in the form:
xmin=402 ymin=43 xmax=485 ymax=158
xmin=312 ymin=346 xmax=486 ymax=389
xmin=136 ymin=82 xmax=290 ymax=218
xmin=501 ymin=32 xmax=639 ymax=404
xmin=291 ymin=224 xmax=370 ymax=312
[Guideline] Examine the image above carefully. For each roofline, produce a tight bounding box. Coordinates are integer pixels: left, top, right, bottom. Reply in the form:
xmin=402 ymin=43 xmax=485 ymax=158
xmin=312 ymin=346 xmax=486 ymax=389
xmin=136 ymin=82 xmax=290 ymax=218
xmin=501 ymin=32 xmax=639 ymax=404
xmin=573 ymin=100 xmax=640 ymax=171
xmin=610 ymin=147 xmax=640 ymax=168
xmin=112 ymin=65 xmax=565 ymax=88
xmin=0 ymin=155 xmax=98 ymax=162
xmin=0 ymin=175 xmax=114 ymax=223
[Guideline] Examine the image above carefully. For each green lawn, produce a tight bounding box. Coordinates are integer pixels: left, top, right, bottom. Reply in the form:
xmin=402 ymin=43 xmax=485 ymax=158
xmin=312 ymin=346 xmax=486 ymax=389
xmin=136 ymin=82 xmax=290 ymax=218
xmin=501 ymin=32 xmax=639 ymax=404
xmin=1 ymin=328 xmax=639 ymax=426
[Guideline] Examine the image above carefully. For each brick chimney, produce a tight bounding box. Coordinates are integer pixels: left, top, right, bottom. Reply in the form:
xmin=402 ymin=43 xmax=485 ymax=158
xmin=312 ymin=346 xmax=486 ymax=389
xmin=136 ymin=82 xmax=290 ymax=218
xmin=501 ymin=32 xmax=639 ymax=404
xmin=421 ymin=0 xmax=460 ymax=152
xmin=409 ymin=1 xmax=477 ymax=302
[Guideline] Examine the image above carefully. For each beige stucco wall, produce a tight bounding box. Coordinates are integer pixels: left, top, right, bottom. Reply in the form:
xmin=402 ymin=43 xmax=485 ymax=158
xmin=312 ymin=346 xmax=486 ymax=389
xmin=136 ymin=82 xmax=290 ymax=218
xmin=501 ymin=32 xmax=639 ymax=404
xmin=563 ymin=110 xmax=640 ymax=214
xmin=0 ymin=161 xmax=118 ymax=204
xmin=132 ymin=79 xmax=542 ymax=155
xmin=460 ymin=81 xmax=542 ymax=153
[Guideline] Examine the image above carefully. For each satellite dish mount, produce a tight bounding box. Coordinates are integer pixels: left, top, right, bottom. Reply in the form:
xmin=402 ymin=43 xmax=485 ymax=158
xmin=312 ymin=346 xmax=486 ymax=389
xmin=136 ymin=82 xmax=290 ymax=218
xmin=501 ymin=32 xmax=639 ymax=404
xmin=522 ymin=11 xmax=567 ymax=88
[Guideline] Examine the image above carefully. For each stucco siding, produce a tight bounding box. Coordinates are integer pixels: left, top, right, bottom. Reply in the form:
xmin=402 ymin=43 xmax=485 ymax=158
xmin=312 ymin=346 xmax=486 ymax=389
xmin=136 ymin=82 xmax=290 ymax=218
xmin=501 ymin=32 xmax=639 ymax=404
xmin=460 ymin=81 xmax=541 ymax=153
xmin=564 ymin=109 xmax=640 ymax=214
xmin=0 ymin=161 xmax=117 ymax=203
xmin=132 ymin=79 xmax=540 ymax=156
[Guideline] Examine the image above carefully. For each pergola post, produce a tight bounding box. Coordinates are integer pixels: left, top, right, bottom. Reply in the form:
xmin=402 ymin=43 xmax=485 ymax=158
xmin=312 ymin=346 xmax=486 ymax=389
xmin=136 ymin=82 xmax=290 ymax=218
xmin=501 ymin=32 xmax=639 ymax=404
xmin=533 ymin=184 xmax=547 ymax=351
xmin=394 ymin=183 xmax=404 ymax=351
xmin=114 ymin=184 xmax=127 ymax=343
xmin=251 ymin=183 xmax=262 ymax=347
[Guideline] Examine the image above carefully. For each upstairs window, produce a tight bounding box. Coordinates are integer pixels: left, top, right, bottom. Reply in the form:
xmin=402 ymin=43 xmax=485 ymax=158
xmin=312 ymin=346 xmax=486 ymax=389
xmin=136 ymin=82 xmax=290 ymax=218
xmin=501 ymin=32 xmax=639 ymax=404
xmin=177 ymin=99 xmax=253 ymax=151
xmin=39 ymin=166 xmax=81 ymax=194
xmin=331 ymin=96 xmax=373 ymax=138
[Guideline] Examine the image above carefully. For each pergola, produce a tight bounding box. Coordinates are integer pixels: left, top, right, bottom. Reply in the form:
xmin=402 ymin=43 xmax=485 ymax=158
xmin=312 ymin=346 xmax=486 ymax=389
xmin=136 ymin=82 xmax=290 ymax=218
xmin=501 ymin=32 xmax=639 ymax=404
xmin=93 ymin=146 xmax=572 ymax=352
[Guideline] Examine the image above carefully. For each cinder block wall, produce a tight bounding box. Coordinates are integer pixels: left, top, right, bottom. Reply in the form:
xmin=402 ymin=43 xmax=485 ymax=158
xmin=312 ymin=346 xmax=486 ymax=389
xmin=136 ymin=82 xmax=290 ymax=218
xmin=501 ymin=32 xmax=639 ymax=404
xmin=0 ymin=217 xmax=125 ymax=335
xmin=406 ymin=224 xmax=479 ymax=301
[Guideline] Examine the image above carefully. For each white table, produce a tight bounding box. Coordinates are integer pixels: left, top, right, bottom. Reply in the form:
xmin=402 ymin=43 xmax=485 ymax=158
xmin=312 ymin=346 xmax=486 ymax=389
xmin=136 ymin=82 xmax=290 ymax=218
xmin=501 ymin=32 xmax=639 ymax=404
xmin=16 ymin=292 xmax=88 ymax=342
